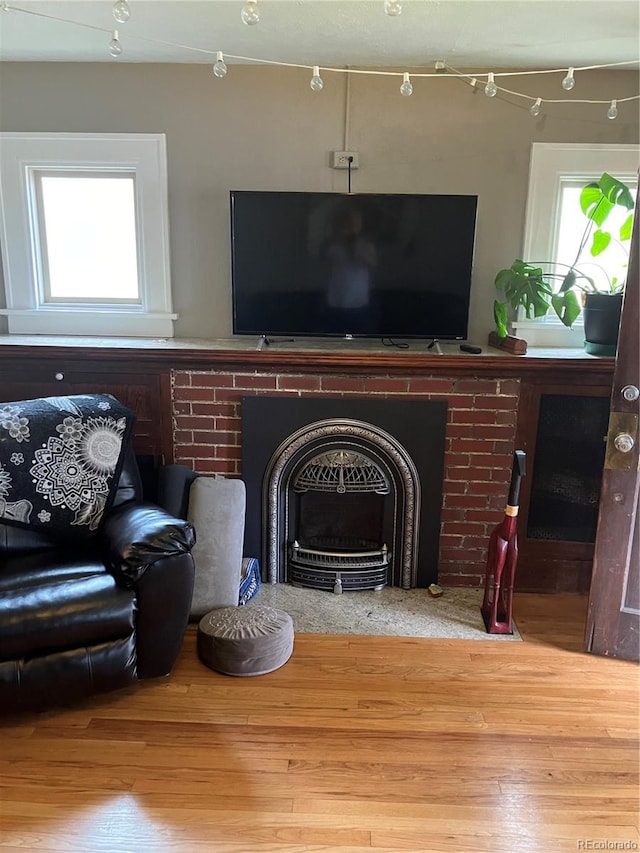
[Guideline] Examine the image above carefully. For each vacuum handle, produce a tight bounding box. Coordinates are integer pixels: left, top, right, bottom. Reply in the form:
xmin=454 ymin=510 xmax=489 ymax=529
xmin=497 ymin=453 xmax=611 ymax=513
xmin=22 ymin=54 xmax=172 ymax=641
xmin=507 ymin=450 xmax=526 ymax=507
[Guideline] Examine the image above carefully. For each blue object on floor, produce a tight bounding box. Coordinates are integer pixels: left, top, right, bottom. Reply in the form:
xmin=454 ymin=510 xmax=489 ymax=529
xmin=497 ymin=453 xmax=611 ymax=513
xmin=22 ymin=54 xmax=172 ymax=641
xmin=239 ymin=557 xmax=261 ymax=605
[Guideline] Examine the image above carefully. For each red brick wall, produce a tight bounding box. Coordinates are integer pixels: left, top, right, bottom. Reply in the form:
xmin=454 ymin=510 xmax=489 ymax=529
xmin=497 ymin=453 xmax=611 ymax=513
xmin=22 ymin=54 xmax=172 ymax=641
xmin=172 ymin=370 xmax=520 ymax=587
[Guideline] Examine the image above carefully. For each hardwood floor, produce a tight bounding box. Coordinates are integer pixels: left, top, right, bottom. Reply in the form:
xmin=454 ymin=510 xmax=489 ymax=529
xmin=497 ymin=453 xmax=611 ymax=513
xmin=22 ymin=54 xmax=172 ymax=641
xmin=1 ymin=593 xmax=638 ymax=853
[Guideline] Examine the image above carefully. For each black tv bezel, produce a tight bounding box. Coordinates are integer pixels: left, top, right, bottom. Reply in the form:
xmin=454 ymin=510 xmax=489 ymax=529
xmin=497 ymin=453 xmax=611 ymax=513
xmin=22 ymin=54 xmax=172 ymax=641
xmin=230 ymin=189 xmax=478 ymax=341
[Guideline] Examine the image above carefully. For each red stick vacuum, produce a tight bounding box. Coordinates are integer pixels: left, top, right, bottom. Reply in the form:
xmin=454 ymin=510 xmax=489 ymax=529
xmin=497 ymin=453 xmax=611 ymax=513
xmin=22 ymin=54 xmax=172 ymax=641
xmin=481 ymin=450 xmax=526 ymax=634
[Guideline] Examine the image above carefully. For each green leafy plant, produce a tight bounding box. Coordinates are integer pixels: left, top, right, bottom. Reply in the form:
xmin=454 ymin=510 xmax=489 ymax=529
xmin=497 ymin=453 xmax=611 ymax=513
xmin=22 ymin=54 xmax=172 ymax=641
xmin=494 ymin=173 xmax=635 ymax=339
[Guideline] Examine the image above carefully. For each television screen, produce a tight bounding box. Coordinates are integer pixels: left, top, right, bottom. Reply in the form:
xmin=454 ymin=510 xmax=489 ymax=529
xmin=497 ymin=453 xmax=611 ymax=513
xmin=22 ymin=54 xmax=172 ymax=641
xmin=230 ymin=191 xmax=478 ymax=340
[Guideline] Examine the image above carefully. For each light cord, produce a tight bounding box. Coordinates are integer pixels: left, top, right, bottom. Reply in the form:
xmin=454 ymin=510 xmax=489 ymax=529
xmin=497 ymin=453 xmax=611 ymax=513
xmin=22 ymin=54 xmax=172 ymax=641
xmin=2 ymin=2 xmax=638 ymax=108
xmin=343 ymin=68 xmax=351 ymax=151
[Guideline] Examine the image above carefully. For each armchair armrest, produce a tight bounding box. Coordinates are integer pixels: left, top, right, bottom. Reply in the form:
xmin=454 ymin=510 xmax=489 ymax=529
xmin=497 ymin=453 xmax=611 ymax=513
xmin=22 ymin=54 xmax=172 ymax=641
xmin=102 ymin=502 xmax=196 ymax=587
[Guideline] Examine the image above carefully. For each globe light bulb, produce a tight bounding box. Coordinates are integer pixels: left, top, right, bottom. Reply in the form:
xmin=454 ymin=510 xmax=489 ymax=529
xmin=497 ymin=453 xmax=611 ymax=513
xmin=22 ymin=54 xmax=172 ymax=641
xmin=213 ymin=51 xmax=227 ymax=78
xmin=112 ymin=0 xmax=130 ymax=24
xmin=241 ymin=0 xmax=260 ymax=26
xmin=530 ymin=97 xmax=542 ymax=117
xmin=400 ymin=72 xmax=413 ymax=97
xmin=562 ymin=67 xmax=575 ymax=90
xmin=310 ymin=66 xmax=324 ymax=92
xmin=607 ymin=99 xmax=618 ymax=120
xmin=108 ymin=30 xmax=122 ymax=57
xmin=484 ymin=72 xmax=497 ymax=97
xmin=384 ymin=0 xmax=402 ymax=16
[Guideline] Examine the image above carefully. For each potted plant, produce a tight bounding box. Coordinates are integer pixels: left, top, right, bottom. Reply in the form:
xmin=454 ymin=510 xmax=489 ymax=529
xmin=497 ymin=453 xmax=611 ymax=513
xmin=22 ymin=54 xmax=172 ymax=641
xmin=494 ymin=172 xmax=635 ymax=354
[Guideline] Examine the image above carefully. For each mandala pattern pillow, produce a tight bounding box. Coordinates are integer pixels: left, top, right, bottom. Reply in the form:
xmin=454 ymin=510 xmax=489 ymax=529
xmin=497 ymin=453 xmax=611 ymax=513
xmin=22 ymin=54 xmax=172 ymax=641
xmin=0 ymin=394 xmax=135 ymax=539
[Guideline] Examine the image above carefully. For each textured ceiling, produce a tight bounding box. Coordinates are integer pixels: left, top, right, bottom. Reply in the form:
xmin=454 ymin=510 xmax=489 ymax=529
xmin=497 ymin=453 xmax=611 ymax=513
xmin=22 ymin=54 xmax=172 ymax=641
xmin=1 ymin=0 xmax=639 ymax=70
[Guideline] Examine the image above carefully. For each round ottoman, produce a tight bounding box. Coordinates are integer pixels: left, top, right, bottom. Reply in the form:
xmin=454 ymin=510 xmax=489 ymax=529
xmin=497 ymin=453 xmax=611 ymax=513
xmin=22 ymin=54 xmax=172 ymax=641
xmin=197 ymin=605 xmax=294 ymax=676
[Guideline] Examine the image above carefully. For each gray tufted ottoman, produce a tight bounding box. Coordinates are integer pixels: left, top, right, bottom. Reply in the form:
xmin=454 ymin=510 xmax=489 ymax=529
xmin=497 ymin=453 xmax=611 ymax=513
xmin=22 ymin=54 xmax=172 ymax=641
xmin=197 ymin=605 xmax=294 ymax=676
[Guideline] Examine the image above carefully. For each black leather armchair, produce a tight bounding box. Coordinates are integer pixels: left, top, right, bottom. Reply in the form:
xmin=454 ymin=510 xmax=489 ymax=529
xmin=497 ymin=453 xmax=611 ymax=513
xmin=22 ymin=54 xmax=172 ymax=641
xmin=0 ymin=441 xmax=196 ymax=713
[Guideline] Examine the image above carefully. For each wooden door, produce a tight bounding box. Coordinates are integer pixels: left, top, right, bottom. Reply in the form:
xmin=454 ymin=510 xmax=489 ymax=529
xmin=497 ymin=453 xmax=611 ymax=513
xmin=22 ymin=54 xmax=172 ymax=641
xmin=585 ymin=210 xmax=640 ymax=661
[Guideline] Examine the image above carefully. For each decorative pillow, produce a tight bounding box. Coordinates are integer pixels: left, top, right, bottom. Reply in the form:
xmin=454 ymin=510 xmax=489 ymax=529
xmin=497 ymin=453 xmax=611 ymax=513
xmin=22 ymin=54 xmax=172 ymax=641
xmin=0 ymin=394 xmax=135 ymax=539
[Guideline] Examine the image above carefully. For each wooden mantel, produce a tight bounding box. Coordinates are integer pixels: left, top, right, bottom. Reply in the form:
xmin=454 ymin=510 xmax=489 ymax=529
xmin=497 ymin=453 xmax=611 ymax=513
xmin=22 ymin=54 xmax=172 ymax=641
xmin=0 ymin=335 xmax=616 ymax=380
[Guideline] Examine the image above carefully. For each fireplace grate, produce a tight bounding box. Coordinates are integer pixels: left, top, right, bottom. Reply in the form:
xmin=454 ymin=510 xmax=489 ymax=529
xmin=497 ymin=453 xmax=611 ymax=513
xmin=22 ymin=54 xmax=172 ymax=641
xmin=304 ymin=535 xmax=380 ymax=552
xmin=290 ymin=567 xmax=388 ymax=592
xmin=289 ymin=540 xmax=389 ymax=592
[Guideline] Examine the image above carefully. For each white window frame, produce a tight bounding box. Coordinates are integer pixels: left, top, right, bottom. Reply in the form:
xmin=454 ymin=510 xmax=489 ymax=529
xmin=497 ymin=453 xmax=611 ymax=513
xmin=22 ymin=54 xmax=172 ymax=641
xmin=0 ymin=132 xmax=176 ymax=337
xmin=512 ymin=142 xmax=639 ymax=347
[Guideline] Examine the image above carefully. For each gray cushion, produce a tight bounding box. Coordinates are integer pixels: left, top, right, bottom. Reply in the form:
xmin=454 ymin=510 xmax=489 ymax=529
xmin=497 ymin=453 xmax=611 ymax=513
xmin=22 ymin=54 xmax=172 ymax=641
xmin=197 ymin=605 xmax=294 ymax=676
xmin=187 ymin=477 xmax=246 ymax=619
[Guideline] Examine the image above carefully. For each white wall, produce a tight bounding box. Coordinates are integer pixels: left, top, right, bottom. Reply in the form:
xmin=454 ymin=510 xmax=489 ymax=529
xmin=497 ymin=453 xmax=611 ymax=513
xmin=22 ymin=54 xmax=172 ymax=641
xmin=0 ymin=62 xmax=637 ymax=341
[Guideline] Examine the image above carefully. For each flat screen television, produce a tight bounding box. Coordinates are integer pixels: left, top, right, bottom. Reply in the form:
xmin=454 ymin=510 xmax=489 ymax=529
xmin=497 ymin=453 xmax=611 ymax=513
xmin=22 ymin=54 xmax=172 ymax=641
xmin=230 ymin=190 xmax=478 ymax=340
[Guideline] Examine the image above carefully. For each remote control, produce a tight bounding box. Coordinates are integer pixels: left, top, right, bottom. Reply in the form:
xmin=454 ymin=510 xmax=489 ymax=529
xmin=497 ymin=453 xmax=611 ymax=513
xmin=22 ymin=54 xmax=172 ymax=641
xmin=459 ymin=344 xmax=482 ymax=354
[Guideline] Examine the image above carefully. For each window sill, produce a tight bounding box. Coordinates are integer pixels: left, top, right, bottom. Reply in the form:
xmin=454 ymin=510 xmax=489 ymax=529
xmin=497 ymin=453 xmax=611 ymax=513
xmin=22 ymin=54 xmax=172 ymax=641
xmin=512 ymin=320 xmax=586 ymax=348
xmin=0 ymin=309 xmax=177 ymax=338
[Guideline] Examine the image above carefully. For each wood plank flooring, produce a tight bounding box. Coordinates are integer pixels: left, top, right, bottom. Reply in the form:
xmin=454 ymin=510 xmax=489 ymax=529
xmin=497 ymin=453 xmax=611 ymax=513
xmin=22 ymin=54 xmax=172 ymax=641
xmin=1 ymin=593 xmax=638 ymax=853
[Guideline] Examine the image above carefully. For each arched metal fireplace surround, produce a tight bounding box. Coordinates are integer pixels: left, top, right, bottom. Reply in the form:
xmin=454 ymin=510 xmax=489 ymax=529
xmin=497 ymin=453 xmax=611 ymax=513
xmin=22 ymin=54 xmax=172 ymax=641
xmin=265 ymin=419 xmax=420 ymax=590
xmin=242 ymin=396 xmax=447 ymax=590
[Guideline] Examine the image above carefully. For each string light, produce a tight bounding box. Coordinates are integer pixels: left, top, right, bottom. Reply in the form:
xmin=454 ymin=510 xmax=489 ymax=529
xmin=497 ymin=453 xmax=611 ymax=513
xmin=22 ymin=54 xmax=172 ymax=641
xmin=384 ymin=0 xmax=402 ymax=16
xmin=108 ymin=29 xmax=122 ymax=57
xmin=529 ymin=97 xmax=542 ymax=116
xmin=241 ymin=0 xmax=259 ymax=26
xmin=400 ymin=72 xmax=413 ymax=96
xmin=213 ymin=51 xmax=227 ymax=78
xmin=562 ymin=67 xmax=575 ymax=90
xmin=112 ymin=0 xmax=130 ymax=24
xmin=484 ymin=72 xmax=497 ymax=97
xmin=3 ymin=3 xmax=638 ymax=119
xmin=310 ymin=65 xmax=324 ymax=92
xmin=607 ymin=99 xmax=618 ymax=119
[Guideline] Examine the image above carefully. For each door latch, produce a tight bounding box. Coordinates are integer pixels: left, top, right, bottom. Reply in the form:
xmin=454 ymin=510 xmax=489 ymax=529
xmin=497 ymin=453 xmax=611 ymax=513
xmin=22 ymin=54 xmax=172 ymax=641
xmin=621 ymin=385 xmax=640 ymax=402
xmin=604 ymin=412 xmax=639 ymax=470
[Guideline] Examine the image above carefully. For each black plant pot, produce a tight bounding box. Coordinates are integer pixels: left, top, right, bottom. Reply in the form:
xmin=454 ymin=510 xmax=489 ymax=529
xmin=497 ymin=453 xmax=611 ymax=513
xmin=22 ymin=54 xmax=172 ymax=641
xmin=583 ymin=292 xmax=624 ymax=357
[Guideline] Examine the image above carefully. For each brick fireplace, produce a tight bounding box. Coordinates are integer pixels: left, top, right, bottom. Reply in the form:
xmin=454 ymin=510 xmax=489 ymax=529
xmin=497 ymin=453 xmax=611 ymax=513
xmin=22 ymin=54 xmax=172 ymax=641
xmin=172 ymin=366 xmax=520 ymax=587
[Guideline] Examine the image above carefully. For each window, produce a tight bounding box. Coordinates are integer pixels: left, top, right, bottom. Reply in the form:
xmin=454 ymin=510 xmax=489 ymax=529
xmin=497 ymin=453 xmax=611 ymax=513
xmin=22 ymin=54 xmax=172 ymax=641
xmin=0 ymin=133 xmax=175 ymax=337
xmin=553 ymin=182 xmax=634 ymax=294
xmin=513 ymin=143 xmax=638 ymax=347
xmin=36 ymin=171 xmax=140 ymax=303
